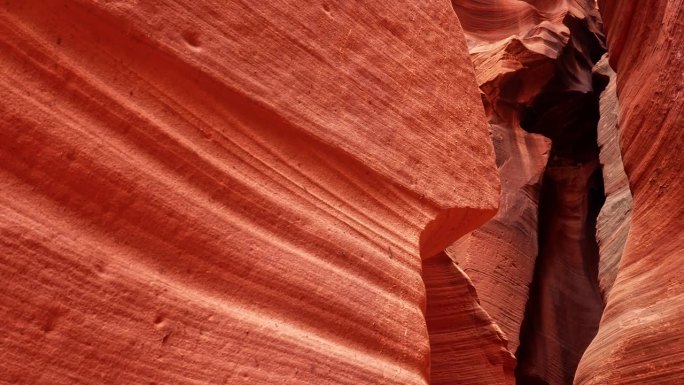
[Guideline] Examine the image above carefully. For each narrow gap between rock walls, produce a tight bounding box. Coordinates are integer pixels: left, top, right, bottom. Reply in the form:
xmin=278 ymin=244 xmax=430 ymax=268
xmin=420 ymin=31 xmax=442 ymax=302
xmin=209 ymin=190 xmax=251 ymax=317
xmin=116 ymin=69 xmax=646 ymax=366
xmin=514 ymin=46 xmax=610 ymax=385
xmin=423 ymin=2 xmax=615 ymax=384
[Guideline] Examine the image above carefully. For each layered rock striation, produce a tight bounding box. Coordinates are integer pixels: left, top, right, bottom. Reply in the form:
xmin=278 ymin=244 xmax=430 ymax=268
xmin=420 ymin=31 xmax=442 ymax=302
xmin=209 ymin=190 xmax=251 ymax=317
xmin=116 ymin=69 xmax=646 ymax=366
xmin=575 ymin=1 xmax=684 ymax=383
xmin=450 ymin=1 xmax=606 ymax=374
xmin=592 ymin=54 xmax=632 ymax=302
xmin=0 ymin=2 xmax=500 ymax=384
xmin=423 ymin=252 xmax=515 ymax=385
xmin=1 ymin=1 xmax=682 ymax=384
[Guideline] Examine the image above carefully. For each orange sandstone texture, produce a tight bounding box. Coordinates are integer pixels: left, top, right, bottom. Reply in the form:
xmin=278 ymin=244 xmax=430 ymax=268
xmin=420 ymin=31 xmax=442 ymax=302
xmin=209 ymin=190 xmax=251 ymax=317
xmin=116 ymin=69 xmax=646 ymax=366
xmin=0 ymin=1 xmax=499 ymax=384
xmin=575 ymin=0 xmax=684 ymax=384
xmin=423 ymin=252 xmax=515 ymax=385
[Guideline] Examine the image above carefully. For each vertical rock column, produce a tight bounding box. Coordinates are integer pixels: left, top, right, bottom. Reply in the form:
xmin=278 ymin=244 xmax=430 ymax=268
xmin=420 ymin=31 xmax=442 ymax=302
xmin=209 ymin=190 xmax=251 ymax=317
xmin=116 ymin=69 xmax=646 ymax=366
xmin=592 ymin=55 xmax=632 ymax=301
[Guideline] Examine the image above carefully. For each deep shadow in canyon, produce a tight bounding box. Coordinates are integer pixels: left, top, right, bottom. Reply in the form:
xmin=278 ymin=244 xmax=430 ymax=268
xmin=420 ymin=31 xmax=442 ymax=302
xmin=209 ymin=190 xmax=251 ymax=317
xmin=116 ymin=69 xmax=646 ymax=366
xmin=514 ymin=58 xmax=610 ymax=385
xmin=424 ymin=3 xmax=614 ymax=384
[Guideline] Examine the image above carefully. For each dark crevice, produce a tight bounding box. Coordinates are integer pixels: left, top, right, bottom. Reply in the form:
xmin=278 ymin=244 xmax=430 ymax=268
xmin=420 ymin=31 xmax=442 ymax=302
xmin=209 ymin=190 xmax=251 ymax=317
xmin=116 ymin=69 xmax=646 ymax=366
xmin=514 ymin=27 xmax=609 ymax=385
xmin=516 ymin=161 xmax=606 ymax=385
xmin=446 ymin=3 xmax=615 ymax=384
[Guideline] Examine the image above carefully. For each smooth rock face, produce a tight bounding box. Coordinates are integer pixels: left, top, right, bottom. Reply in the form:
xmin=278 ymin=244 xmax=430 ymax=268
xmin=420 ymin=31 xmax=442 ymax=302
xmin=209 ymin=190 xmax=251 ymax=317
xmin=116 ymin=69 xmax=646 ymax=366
xmin=423 ymin=252 xmax=515 ymax=385
xmin=575 ymin=1 xmax=684 ymax=384
xmin=0 ymin=2 xmax=500 ymax=384
xmin=592 ymin=54 xmax=632 ymax=301
xmin=3 ymin=1 xmax=683 ymax=384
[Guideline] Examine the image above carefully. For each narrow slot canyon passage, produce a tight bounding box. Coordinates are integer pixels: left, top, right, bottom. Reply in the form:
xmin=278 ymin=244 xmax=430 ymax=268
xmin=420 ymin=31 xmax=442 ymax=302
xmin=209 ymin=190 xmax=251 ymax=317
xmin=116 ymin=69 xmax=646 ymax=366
xmin=514 ymin=73 xmax=610 ymax=385
xmin=2 ymin=0 xmax=682 ymax=384
xmin=422 ymin=1 xmax=621 ymax=383
xmin=423 ymin=2 xmax=618 ymax=384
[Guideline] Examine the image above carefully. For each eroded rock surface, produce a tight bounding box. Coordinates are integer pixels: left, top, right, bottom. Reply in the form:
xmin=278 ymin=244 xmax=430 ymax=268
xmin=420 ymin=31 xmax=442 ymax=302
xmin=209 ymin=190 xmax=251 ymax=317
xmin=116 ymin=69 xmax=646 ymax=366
xmin=0 ymin=2 xmax=499 ymax=384
xmin=423 ymin=252 xmax=515 ymax=385
xmin=449 ymin=0 xmax=603 ymax=359
xmin=1 ymin=1 xmax=682 ymax=384
xmin=592 ymin=54 xmax=632 ymax=301
xmin=516 ymin=161 xmax=605 ymax=385
xmin=575 ymin=1 xmax=684 ymax=383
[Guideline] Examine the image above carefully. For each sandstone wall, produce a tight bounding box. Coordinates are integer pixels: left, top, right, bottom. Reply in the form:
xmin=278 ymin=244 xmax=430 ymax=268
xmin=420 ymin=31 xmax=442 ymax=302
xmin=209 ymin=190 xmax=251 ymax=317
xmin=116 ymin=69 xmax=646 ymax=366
xmin=0 ymin=2 xmax=499 ymax=384
xmin=575 ymin=1 xmax=684 ymax=383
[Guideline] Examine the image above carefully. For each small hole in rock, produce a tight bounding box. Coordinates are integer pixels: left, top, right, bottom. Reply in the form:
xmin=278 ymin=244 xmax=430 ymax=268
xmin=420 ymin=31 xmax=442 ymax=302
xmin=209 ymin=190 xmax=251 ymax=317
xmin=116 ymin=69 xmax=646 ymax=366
xmin=182 ymin=31 xmax=201 ymax=48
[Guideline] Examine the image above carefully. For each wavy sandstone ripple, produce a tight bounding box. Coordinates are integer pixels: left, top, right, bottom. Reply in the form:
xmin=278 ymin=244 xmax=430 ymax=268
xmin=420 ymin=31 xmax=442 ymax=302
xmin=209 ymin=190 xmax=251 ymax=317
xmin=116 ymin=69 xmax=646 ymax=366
xmin=0 ymin=1 xmax=499 ymax=384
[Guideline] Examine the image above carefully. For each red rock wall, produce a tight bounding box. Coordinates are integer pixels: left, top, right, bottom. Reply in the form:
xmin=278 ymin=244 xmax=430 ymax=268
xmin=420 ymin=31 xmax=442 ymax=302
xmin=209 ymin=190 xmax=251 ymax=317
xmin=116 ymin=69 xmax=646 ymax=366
xmin=575 ymin=1 xmax=684 ymax=383
xmin=5 ymin=1 xmax=680 ymax=383
xmin=0 ymin=1 xmax=500 ymax=384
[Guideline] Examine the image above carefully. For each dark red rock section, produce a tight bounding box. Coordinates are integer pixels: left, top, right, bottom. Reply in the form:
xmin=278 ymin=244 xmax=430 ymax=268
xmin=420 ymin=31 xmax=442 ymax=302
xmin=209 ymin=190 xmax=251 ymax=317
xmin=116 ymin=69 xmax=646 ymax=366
xmin=0 ymin=1 xmax=500 ymax=384
xmin=510 ymin=10 xmax=609 ymax=382
xmin=449 ymin=2 xmax=642 ymax=384
xmin=575 ymin=1 xmax=684 ymax=383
